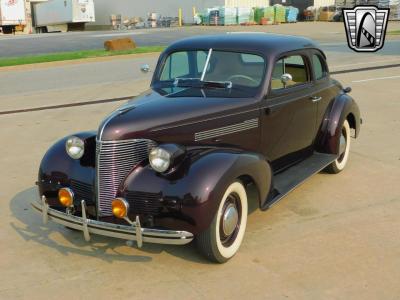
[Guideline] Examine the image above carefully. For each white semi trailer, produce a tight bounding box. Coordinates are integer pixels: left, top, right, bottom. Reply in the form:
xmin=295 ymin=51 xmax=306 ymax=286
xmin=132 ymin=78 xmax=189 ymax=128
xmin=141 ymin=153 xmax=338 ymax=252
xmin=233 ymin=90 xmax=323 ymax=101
xmin=34 ymin=0 xmax=95 ymax=32
xmin=0 ymin=0 xmax=26 ymax=33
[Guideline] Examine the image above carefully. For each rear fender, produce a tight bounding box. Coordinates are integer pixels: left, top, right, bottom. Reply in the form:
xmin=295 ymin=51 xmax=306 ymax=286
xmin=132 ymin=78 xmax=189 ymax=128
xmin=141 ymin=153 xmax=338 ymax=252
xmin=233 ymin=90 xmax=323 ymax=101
xmin=316 ymin=93 xmax=361 ymax=155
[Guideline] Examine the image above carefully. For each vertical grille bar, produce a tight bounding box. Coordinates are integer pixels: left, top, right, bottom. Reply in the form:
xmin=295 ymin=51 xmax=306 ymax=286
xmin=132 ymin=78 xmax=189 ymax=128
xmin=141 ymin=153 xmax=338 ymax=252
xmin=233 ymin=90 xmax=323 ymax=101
xmin=96 ymin=139 xmax=156 ymax=216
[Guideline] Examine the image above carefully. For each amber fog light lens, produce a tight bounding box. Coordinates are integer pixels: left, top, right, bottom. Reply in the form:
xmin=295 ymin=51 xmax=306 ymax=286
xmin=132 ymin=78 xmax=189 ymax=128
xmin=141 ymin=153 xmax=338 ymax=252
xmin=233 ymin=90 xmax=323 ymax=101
xmin=112 ymin=198 xmax=129 ymax=219
xmin=58 ymin=188 xmax=74 ymax=207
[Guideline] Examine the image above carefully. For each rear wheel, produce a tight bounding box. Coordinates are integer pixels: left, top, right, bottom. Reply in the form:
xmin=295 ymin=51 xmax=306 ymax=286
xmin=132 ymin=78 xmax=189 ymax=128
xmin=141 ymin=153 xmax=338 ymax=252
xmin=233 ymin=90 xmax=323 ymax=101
xmin=325 ymin=120 xmax=351 ymax=174
xmin=196 ymin=181 xmax=248 ymax=263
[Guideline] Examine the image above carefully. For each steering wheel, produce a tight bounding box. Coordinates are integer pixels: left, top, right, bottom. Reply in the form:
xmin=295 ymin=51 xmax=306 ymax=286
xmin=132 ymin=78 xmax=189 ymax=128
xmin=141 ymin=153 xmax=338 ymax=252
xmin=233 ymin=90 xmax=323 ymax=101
xmin=227 ymin=74 xmax=258 ymax=86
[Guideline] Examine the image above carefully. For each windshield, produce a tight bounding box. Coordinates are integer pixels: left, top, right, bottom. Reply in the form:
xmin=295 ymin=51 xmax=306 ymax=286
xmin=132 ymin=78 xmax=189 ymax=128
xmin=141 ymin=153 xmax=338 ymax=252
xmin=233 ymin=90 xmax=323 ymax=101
xmin=155 ymin=50 xmax=266 ymax=98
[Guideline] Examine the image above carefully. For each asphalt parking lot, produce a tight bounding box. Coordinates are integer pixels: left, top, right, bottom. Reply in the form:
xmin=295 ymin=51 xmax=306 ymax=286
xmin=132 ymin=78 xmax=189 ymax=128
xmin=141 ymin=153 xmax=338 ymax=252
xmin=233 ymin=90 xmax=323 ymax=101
xmin=0 ymin=23 xmax=399 ymax=299
xmin=0 ymin=22 xmax=400 ymax=57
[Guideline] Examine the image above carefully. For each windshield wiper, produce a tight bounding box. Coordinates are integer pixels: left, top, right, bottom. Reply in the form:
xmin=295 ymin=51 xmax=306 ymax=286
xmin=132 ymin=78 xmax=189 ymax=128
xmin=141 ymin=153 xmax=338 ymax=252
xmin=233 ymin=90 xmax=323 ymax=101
xmin=172 ymin=48 xmax=234 ymax=90
xmin=174 ymin=78 xmax=233 ymax=89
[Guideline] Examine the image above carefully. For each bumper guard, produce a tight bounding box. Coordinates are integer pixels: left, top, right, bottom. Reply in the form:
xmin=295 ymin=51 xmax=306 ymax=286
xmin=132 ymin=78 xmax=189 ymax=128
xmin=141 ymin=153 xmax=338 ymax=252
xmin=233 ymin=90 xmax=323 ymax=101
xmin=32 ymin=196 xmax=194 ymax=247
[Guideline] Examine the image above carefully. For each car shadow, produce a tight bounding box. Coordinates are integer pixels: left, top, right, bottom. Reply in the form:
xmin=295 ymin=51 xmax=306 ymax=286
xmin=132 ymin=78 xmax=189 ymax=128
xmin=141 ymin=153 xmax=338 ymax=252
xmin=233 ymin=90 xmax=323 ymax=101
xmin=10 ymin=187 xmax=211 ymax=265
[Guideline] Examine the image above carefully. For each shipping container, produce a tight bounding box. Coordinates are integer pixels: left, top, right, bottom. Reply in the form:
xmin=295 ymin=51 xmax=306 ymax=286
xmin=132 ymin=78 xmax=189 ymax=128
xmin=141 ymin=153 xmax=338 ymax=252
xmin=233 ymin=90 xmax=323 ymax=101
xmin=313 ymin=0 xmax=336 ymax=7
xmin=34 ymin=0 xmax=95 ymax=30
xmin=225 ymin=0 xmax=270 ymax=7
xmin=0 ymin=0 xmax=26 ymax=26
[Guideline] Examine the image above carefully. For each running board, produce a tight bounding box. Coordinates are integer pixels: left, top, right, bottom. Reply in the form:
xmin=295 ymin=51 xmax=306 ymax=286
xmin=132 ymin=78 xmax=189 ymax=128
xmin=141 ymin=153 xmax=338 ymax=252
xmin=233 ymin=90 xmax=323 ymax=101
xmin=261 ymin=152 xmax=337 ymax=211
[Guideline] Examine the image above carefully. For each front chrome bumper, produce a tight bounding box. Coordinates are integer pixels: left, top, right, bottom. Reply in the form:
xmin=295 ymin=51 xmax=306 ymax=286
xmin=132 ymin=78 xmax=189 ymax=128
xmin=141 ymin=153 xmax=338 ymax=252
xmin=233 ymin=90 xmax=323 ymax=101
xmin=32 ymin=196 xmax=194 ymax=247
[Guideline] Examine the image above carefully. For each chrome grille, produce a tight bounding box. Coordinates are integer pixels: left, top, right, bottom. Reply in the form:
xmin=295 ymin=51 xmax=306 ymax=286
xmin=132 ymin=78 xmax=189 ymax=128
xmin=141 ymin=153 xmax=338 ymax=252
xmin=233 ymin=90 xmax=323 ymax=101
xmin=126 ymin=191 xmax=163 ymax=215
xmin=96 ymin=139 xmax=157 ymax=216
xmin=70 ymin=179 xmax=94 ymax=204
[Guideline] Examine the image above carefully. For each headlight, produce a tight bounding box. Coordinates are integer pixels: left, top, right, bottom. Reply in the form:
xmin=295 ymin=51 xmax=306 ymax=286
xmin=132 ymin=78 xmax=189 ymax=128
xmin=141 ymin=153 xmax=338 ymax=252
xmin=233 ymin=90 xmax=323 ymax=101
xmin=149 ymin=144 xmax=186 ymax=173
xmin=149 ymin=147 xmax=171 ymax=173
xmin=65 ymin=136 xmax=85 ymax=159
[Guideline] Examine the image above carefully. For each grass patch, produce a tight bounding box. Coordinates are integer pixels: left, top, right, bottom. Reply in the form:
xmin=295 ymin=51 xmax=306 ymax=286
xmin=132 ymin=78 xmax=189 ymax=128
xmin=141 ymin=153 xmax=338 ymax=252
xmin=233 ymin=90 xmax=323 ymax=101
xmin=0 ymin=46 xmax=165 ymax=67
xmin=388 ymin=30 xmax=400 ymax=35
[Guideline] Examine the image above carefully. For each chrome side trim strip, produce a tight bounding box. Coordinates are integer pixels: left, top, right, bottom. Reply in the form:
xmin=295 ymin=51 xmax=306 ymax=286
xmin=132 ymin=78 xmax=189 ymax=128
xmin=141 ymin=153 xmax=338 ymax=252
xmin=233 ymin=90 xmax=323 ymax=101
xmin=32 ymin=199 xmax=194 ymax=246
xmin=194 ymin=118 xmax=259 ymax=142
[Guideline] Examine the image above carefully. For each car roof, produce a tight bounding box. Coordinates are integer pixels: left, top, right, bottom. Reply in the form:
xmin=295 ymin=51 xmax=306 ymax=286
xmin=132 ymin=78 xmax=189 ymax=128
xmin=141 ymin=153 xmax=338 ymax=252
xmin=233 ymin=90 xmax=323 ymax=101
xmin=165 ymin=33 xmax=323 ymax=58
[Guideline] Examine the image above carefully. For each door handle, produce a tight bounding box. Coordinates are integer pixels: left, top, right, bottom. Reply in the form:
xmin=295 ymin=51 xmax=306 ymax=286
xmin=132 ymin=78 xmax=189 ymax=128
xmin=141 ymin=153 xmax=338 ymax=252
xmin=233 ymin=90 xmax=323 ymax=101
xmin=265 ymin=106 xmax=281 ymax=115
xmin=310 ymin=96 xmax=322 ymax=103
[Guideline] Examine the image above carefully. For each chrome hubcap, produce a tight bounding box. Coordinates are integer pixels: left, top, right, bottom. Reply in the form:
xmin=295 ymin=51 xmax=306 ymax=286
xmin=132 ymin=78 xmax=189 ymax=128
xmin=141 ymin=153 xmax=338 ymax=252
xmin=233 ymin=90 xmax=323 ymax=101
xmin=339 ymin=133 xmax=346 ymax=155
xmin=222 ymin=203 xmax=239 ymax=237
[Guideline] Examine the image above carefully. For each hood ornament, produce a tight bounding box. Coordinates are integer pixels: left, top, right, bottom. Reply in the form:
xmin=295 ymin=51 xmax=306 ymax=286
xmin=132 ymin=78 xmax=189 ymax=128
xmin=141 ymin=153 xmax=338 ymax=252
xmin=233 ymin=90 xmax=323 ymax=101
xmin=117 ymin=104 xmax=136 ymax=115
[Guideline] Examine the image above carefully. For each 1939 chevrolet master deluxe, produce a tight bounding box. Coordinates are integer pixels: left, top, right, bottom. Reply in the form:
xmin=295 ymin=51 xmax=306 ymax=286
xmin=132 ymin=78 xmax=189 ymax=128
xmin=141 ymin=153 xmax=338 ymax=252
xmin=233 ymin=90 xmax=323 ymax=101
xmin=33 ymin=33 xmax=361 ymax=263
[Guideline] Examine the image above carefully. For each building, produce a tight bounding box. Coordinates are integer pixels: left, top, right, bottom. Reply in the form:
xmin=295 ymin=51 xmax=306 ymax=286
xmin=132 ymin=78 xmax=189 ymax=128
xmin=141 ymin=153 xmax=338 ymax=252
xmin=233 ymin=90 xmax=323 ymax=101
xmin=91 ymin=0 xmax=271 ymax=28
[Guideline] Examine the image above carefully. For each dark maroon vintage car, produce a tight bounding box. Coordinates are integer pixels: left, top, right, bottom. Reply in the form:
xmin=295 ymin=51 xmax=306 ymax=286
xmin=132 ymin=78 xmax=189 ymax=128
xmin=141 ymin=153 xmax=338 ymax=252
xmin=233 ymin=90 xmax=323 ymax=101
xmin=33 ymin=33 xmax=361 ymax=263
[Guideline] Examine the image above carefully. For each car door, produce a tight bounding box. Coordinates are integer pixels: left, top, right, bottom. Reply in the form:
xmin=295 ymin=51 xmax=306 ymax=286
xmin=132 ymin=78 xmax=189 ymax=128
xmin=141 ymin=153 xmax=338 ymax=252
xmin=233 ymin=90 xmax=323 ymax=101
xmin=261 ymin=52 xmax=318 ymax=172
xmin=308 ymin=50 xmax=337 ymax=131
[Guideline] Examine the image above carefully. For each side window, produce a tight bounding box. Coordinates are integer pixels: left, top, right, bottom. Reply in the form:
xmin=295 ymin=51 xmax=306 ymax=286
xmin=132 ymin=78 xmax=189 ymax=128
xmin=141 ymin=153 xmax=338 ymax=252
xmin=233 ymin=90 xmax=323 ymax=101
xmin=160 ymin=52 xmax=190 ymax=80
xmin=312 ymin=54 xmax=327 ymax=80
xmin=271 ymin=55 xmax=309 ymax=90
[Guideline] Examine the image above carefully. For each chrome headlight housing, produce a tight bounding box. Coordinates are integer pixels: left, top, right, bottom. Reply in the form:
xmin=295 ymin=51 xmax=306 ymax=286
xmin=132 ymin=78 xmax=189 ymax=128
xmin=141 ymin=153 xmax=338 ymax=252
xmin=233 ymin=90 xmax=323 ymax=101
xmin=149 ymin=144 xmax=185 ymax=173
xmin=65 ymin=136 xmax=85 ymax=159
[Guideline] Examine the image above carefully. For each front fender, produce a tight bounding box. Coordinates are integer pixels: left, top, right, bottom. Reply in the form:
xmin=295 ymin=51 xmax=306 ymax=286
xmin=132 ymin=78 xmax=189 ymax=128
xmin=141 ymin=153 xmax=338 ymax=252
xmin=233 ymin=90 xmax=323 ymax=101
xmin=316 ymin=93 xmax=361 ymax=155
xmin=38 ymin=131 xmax=96 ymax=206
xmin=120 ymin=149 xmax=272 ymax=235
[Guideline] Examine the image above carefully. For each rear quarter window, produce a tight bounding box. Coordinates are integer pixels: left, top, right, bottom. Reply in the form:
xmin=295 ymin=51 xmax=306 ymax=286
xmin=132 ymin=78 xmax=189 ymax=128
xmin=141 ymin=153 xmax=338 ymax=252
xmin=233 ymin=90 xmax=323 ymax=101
xmin=312 ymin=54 xmax=328 ymax=80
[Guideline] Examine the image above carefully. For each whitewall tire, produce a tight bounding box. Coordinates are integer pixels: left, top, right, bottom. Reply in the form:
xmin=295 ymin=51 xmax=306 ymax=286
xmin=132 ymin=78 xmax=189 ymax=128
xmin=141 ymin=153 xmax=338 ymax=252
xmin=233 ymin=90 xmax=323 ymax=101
xmin=196 ymin=181 xmax=248 ymax=263
xmin=326 ymin=120 xmax=351 ymax=174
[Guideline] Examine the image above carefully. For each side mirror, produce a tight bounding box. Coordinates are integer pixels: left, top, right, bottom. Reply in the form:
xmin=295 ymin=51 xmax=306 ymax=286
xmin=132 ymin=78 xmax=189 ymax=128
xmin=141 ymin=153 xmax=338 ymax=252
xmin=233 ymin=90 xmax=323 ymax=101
xmin=140 ymin=64 xmax=151 ymax=73
xmin=281 ymin=73 xmax=293 ymax=88
xmin=343 ymin=86 xmax=352 ymax=93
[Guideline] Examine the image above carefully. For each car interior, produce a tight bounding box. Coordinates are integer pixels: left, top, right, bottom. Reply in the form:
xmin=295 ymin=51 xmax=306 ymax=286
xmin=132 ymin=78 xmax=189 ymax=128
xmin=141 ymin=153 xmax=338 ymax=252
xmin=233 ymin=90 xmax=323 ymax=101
xmin=201 ymin=51 xmax=265 ymax=87
xmin=160 ymin=51 xmax=311 ymax=91
xmin=160 ymin=50 xmax=265 ymax=88
xmin=271 ymin=55 xmax=309 ymax=90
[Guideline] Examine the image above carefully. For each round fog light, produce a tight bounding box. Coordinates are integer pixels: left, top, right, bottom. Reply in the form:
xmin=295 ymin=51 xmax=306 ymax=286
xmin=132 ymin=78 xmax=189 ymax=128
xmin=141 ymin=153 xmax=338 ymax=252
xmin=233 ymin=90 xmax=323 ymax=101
xmin=112 ymin=198 xmax=129 ymax=219
xmin=58 ymin=188 xmax=74 ymax=207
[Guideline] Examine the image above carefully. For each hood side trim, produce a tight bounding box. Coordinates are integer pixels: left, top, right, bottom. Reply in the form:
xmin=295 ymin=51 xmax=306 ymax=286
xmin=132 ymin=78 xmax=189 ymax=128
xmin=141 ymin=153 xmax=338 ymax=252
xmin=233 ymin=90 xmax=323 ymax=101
xmin=195 ymin=118 xmax=259 ymax=142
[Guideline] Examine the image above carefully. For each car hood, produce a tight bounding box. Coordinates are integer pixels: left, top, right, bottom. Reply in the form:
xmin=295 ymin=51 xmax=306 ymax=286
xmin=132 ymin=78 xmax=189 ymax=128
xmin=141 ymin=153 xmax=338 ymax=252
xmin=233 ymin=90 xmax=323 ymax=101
xmin=97 ymin=88 xmax=255 ymax=141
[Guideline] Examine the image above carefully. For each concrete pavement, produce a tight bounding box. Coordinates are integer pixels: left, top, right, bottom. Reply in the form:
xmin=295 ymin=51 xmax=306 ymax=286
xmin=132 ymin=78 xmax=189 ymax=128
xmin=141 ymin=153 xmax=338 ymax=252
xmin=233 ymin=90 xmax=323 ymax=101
xmin=0 ymin=21 xmax=399 ymax=57
xmin=0 ymin=66 xmax=399 ymax=299
xmin=0 ymin=22 xmax=399 ymax=299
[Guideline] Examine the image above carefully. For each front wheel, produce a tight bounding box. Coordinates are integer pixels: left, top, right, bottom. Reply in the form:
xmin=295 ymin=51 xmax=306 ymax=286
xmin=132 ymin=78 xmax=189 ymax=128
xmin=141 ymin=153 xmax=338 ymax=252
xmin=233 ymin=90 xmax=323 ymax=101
xmin=196 ymin=181 xmax=248 ymax=263
xmin=325 ymin=120 xmax=351 ymax=174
